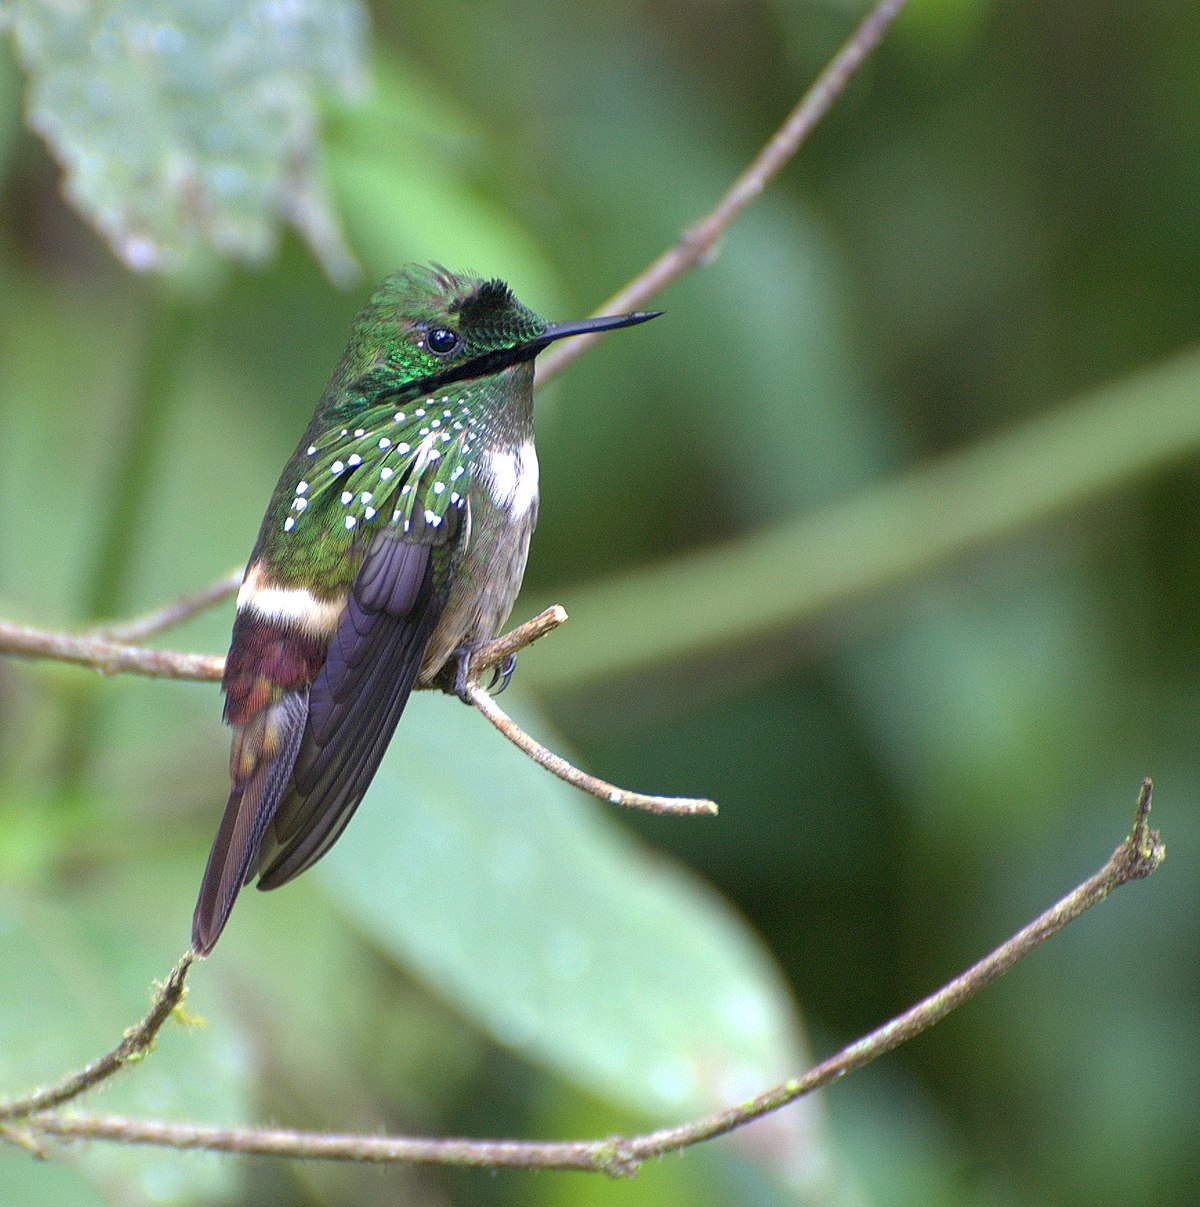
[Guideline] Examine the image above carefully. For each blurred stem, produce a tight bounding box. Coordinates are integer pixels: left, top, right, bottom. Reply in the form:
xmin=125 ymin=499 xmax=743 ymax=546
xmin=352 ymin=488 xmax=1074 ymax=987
xmin=54 ymin=291 xmax=186 ymax=795
xmin=524 ymin=343 xmax=1200 ymax=690
xmin=82 ymin=295 xmax=185 ymax=623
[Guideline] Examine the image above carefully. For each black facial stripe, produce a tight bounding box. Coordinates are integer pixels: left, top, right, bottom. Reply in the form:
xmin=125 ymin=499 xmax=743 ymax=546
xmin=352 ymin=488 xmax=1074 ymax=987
xmin=375 ymin=342 xmax=545 ymax=403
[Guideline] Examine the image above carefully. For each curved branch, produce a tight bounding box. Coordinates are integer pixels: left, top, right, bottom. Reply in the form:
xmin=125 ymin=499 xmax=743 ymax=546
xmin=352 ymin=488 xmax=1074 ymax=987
xmin=464 ymin=678 xmax=717 ymax=817
xmin=12 ymin=783 xmax=1164 ymax=1173
xmin=456 ymin=607 xmax=717 ymax=814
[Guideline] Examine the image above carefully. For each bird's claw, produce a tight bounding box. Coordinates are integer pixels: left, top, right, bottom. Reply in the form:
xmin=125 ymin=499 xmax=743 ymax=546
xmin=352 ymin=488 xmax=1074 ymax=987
xmin=451 ymin=642 xmax=484 ymax=703
xmin=451 ymin=645 xmax=517 ymax=702
xmin=488 ymin=653 xmax=517 ymax=695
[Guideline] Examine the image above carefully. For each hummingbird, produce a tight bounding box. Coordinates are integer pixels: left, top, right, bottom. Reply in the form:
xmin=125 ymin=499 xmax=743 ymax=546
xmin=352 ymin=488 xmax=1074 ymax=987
xmin=191 ymin=264 xmax=659 ymax=955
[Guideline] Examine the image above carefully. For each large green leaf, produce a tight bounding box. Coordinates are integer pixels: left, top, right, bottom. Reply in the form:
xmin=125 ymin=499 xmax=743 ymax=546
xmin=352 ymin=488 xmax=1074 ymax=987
xmin=0 ymin=0 xmax=366 ymax=280
xmin=320 ymin=690 xmax=837 ymax=1197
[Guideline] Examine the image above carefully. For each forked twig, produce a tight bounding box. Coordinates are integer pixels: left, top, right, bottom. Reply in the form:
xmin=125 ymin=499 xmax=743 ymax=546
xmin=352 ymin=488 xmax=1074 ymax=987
xmin=462 ymin=606 xmax=568 ymax=680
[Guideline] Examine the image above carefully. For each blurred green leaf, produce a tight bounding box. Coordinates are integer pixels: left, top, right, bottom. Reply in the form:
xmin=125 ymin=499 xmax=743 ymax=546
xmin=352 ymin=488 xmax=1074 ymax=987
xmin=327 ymin=54 xmax=560 ymax=306
xmin=0 ymin=1157 xmax=112 ymax=1207
xmin=525 ymin=344 xmax=1200 ymax=688
xmin=831 ymin=1067 xmax=1013 ymax=1207
xmin=0 ymin=882 xmax=253 ymax=1205
xmin=320 ymin=691 xmax=836 ymax=1198
xmin=0 ymin=0 xmax=366 ymax=281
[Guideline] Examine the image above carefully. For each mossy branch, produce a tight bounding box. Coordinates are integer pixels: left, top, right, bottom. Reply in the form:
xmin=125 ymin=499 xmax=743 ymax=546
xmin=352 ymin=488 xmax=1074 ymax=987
xmin=0 ymin=954 xmax=194 ymax=1125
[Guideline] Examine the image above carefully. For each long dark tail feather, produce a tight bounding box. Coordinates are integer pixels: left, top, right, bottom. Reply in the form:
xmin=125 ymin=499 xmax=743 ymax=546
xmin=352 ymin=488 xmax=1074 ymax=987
xmin=256 ymin=631 xmax=429 ymax=888
xmin=254 ymin=529 xmax=452 ymax=891
xmin=255 ymin=574 xmax=444 ymax=889
xmin=196 ymin=510 xmax=463 ymax=947
xmin=191 ymin=689 xmax=308 ymax=955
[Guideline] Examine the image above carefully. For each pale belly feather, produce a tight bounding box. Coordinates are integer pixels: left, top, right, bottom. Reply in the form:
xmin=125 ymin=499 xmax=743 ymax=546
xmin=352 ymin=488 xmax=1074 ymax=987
xmin=417 ymin=440 xmax=538 ymax=681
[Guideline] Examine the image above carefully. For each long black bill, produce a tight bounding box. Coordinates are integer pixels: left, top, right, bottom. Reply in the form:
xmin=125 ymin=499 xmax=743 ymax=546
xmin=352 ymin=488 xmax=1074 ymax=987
xmin=531 ymin=309 xmax=662 ymax=351
xmin=380 ymin=310 xmax=663 ymax=399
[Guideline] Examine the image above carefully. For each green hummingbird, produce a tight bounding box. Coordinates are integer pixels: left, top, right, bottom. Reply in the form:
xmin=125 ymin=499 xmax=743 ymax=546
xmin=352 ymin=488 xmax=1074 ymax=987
xmin=192 ymin=265 xmax=658 ymax=954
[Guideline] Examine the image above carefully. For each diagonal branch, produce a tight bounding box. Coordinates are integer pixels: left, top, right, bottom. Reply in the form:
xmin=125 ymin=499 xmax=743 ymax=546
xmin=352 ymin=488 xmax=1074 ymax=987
xmin=610 ymin=779 xmax=1165 ymax=1164
xmin=11 ymin=782 xmax=1164 ymax=1173
xmin=464 ymin=678 xmax=717 ymax=817
xmin=0 ymin=953 xmax=194 ymax=1122
xmin=536 ymin=0 xmax=912 ymax=384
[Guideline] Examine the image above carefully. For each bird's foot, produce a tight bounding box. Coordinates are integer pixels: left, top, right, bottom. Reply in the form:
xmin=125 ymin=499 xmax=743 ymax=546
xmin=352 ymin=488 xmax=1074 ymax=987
xmin=450 ymin=643 xmax=519 ymax=702
xmin=450 ymin=644 xmax=518 ymax=703
xmin=450 ymin=641 xmax=486 ymax=704
xmin=488 ymin=653 xmax=517 ymax=695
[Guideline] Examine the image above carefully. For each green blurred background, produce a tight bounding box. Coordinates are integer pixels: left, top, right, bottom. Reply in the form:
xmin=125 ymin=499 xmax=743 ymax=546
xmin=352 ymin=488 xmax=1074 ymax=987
xmin=1 ymin=1 xmax=1197 ymax=1204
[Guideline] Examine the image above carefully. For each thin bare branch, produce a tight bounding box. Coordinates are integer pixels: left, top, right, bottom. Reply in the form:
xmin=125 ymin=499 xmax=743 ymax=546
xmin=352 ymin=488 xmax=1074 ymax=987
xmin=536 ymin=0 xmax=912 ymax=384
xmin=92 ymin=569 xmax=244 ymax=642
xmin=0 ymin=620 xmax=225 ymax=682
xmin=15 ymin=783 xmax=1163 ymax=1172
xmin=23 ymin=1114 xmax=606 ymax=1169
xmin=0 ymin=609 xmax=565 ymax=688
xmin=0 ymin=953 xmax=194 ymax=1121
xmin=607 ymin=779 xmax=1164 ymax=1163
xmin=438 ymin=605 xmax=716 ymax=814
xmin=464 ymin=678 xmax=717 ymax=817
xmin=461 ymin=606 xmax=568 ymax=681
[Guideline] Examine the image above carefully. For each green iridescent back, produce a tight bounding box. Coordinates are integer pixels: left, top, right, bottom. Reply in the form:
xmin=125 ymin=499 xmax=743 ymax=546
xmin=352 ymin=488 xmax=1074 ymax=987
xmin=288 ymin=391 xmax=477 ymax=538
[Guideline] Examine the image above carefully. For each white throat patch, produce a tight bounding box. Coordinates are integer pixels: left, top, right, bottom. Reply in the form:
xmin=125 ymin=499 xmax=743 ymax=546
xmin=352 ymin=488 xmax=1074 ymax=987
xmin=484 ymin=440 xmax=538 ymax=517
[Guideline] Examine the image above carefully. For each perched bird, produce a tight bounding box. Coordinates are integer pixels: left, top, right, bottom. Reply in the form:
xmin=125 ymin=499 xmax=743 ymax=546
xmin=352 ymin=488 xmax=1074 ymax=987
xmin=192 ymin=265 xmax=658 ymax=954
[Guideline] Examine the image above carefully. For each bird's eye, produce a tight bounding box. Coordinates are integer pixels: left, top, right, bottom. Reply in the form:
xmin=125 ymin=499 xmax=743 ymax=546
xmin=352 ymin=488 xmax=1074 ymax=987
xmin=426 ymin=327 xmax=460 ymax=355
